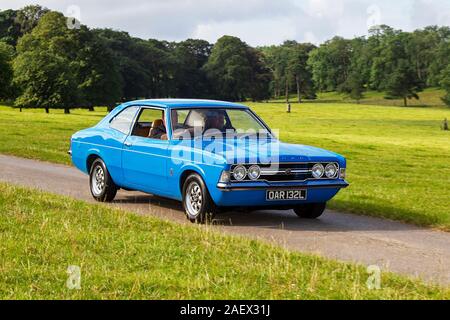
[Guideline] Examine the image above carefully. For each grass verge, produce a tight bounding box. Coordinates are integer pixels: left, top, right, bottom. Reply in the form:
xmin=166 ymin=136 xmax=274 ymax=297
xmin=0 ymin=182 xmax=448 ymax=299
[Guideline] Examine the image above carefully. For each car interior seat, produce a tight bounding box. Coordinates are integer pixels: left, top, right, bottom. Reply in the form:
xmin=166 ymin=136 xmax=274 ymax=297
xmin=149 ymin=119 xmax=166 ymax=138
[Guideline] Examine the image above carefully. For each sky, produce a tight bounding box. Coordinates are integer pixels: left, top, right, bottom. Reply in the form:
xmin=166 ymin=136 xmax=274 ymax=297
xmin=2 ymin=0 xmax=450 ymax=46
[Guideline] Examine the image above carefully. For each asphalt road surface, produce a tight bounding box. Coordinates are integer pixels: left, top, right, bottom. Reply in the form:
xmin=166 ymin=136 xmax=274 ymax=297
xmin=0 ymin=154 xmax=449 ymax=286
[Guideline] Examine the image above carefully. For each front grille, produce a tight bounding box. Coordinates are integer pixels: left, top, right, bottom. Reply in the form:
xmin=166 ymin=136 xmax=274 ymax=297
xmin=230 ymin=163 xmax=339 ymax=182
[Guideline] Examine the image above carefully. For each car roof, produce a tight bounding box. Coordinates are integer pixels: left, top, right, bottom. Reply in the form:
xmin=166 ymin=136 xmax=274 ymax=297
xmin=121 ymin=99 xmax=248 ymax=109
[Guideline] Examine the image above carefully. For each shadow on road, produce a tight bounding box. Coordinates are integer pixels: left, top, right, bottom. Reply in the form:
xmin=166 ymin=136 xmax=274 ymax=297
xmin=113 ymin=192 xmax=418 ymax=233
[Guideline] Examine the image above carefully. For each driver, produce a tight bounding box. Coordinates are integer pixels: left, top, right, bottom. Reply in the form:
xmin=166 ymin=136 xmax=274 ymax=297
xmin=204 ymin=110 xmax=226 ymax=131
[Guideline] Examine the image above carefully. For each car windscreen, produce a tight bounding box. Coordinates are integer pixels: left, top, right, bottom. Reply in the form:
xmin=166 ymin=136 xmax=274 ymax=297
xmin=170 ymin=108 xmax=272 ymax=140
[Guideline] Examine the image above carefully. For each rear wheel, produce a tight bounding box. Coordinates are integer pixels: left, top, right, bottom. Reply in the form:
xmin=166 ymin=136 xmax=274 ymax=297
xmin=294 ymin=203 xmax=326 ymax=219
xmin=89 ymin=158 xmax=117 ymax=202
xmin=182 ymin=174 xmax=215 ymax=224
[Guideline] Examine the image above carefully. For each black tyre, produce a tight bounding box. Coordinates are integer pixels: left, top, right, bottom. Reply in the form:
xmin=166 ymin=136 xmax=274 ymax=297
xmin=294 ymin=203 xmax=326 ymax=219
xmin=182 ymin=173 xmax=216 ymax=224
xmin=89 ymin=158 xmax=118 ymax=202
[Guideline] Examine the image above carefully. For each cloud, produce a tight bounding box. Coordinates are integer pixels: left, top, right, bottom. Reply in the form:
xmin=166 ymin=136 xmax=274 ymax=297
xmin=3 ymin=0 xmax=450 ymax=45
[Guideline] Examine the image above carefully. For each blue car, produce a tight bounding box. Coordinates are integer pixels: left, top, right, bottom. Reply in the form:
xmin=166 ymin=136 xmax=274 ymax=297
xmin=70 ymin=99 xmax=349 ymax=223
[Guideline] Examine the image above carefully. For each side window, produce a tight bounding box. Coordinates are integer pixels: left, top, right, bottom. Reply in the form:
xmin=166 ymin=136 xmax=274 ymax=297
xmin=110 ymin=106 xmax=139 ymax=134
xmin=137 ymin=108 xmax=164 ymax=124
xmin=171 ymin=109 xmax=189 ymax=128
xmin=132 ymin=108 xmax=167 ymax=140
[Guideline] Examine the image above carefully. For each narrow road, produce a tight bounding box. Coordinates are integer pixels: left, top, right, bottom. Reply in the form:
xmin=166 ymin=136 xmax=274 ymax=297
xmin=0 ymin=154 xmax=449 ymax=286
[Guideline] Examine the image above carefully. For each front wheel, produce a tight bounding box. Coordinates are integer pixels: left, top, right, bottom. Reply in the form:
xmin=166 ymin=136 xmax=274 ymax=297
xmin=89 ymin=158 xmax=118 ymax=202
xmin=294 ymin=203 xmax=326 ymax=219
xmin=182 ymin=174 xmax=215 ymax=224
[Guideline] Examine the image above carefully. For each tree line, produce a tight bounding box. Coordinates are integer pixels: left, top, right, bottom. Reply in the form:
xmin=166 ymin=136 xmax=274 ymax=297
xmin=1 ymin=5 xmax=450 ymax=113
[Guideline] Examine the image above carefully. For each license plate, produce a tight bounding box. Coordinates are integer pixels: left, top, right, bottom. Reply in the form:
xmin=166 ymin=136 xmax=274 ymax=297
xmin=266 ymin=189 xmax=307 ymax=201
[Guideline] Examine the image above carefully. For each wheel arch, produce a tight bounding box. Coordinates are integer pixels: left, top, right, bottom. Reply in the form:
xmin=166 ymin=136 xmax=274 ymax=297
xmin=178 ymin=162 xmax=211 ymax=193
xmin=179 ymin=169 xmax=201 ymax=195
xmin=86 ymin=153 xmax=102 ymax=173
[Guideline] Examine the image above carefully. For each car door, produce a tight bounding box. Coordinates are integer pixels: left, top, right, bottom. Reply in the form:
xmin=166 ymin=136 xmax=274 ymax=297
xmin=122 ymin=107 xmax=169 ymax=193
xmin=106 ymin=105 xmax=140 ymax=184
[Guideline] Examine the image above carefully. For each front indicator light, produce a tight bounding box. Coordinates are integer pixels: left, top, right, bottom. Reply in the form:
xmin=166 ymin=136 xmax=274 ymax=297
xmin=311 ymin=163 xmax=324 ymax=179
xmin=233 ymin=165 xmax=247 ymax=181
xmin=339 ymin=168 xmax=346 ymax=179
xmin=219 ymin=171 xmax=231 ymax=183
xmin=325 ymin=163 xmax=338 ymax=178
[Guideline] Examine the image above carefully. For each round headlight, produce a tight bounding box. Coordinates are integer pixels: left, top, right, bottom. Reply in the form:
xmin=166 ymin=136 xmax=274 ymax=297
xmin=325 ymin=163 xmax=338 ymax=178
xmin=248 ymin=165 xmax=261 ymax=180
xmin=311 ymin=164 xmax=324 ymax=179
xmin=233 ymin=165 xmax=247 ymax=181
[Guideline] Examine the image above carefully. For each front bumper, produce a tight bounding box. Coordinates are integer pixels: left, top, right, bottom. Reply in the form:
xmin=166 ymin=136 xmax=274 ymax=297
xmin=217 ymin=179 xmax=349 ymax=191
xmin=209 ymin=179 xmax=349 ymax=207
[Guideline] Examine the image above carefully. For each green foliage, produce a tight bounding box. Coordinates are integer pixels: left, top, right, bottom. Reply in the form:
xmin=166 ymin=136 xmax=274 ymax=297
xmin=172 ymin=39 xmax=212 ymax=98
xmin=71 ymin=27 xmax=122 ymax=108
xmin=0 ymin=5 xmax=48 ymax=46
xmin=204 ymin=35 xmax=271 ymax=101
xmin=339 ymin=70 xmax=365 ymax=103
xmin=308 ymin=37 xmax=353 ymax=92
xmin=260 ymin=41 xmax=316 ymax=102
xmin=0 ymin=9 xmax=20 ymax=45
xmin=0 ymin=41 xmax=14 ymax=100
xmin=13 ymin=12 xmax=79 ymax=112
xmin=13 ymin=11 xmax=123 ymax=112
xmin=440 ymin=65 xmax=450 ymax=106
xmin=385 ymin=59 xmax=423 ymax=106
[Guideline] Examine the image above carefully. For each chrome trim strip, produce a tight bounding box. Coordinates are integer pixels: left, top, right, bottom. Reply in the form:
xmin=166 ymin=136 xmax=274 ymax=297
xmin=260 ymin=169 xmax=311 ymax=174
xmin=217 ymin=181 xmax=349 ymax=191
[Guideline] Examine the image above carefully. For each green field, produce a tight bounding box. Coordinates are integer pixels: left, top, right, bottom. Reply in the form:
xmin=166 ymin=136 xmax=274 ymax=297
xmin=317 ymin=88 xmax=448 ymax=107
xmin=277 ymin=88 xmax=448 ymax=108
xmin=0 ymin=101 xmax=449 ymax=230
xmin=0 ymin=182 xmax=448 ymax=299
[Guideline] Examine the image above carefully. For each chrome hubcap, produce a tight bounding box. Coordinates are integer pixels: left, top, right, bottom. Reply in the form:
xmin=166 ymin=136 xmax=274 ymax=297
xmin=91 ymin=165 xmax=105 ymax=195
xmin=185 ymin=182 xmax=203 ymax=216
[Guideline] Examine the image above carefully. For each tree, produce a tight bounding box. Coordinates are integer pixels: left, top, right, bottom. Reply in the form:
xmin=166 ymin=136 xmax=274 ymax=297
xmin=172 ymin=39 xmax=212 ymax=98
xmin=0 ymin=41 xmax=14 ymax=101
xmin=93 ymin=30 xmax=173 ymax=101
xmin=259 ymin=45 xmax=289 ymax=100
xmin=204 ymin=36 xmax=268 ymax=101
xmin=440 ymin=65 xmax=450 ymax=107
xmin=385 ymin=59 xmax=422 ymax=106
xmin=373 ymin=32 xmax=424 ymax=106
xmin=285 ymin=42 xmax=316 ymax=102
xmin=13 ymin=11 xmax=79 ymax=113
xmin=0 ymin=6 xmax=48 ymax=46
xmin=308 ymin=37 xmax=353 ymax=92
xmin=15 ymin=5 xmax=49 ymax=35
xmin=0 ymin=9 xmax=20 ymax=45
xmin=70 ymin=26 xmax=122 ymax=110
xmin=247 ymin=47 xmax=272 ymax=101
xmin=339 ymin=70 xmax=365 ymax=103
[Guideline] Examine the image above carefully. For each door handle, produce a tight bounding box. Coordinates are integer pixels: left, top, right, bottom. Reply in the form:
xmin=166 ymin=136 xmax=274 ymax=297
xmin=124 ymin=141 xmax=132 ymax=147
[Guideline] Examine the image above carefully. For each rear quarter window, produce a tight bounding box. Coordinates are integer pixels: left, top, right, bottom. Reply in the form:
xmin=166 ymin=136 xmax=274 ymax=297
xmin=110 ymin=106 xmax=139 ymax=134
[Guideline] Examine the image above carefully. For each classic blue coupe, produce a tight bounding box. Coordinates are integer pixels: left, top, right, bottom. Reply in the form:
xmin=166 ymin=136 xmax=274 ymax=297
xmin=70 ymin=99 xmax=349 ymax=223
